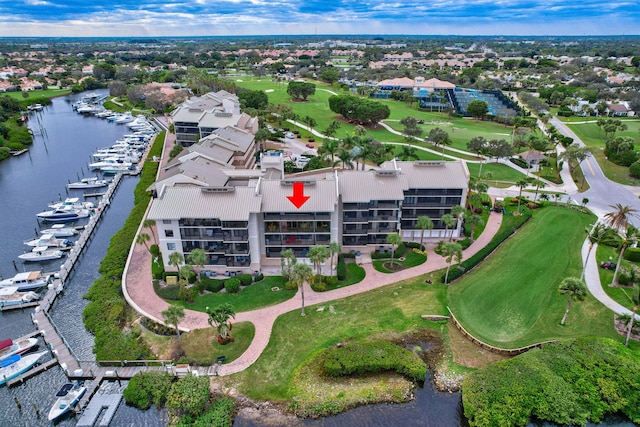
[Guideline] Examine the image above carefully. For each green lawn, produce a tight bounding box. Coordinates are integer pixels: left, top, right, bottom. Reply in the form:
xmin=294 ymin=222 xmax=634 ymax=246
xmin=447 ymin=207 xmax=619 ymax=348
xmin=3 ymin=88 xmax=71 ymax=100
xmin=466 ymin=161 xmax=527 ymax=184
xmin=596 ymin=244 xmax=639 ymax=311
xmin=228 ymin=276 xmax=449 ymax=401
xmin=565 ymin=121 xmax=640 ymax=186
xmin=372 ymin=250 xmax=427 ymax=273
xmin=177 ymin=276 xmax=296 ymax=313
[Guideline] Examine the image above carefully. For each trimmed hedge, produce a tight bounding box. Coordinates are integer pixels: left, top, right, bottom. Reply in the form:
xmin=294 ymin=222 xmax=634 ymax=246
xmin=323 ymin=340 xmax=426 ymax=382
xmin=236 ymin=274 xmax=253 ymax=287
xmin=623 ymin=247 xmax=640 ymax=262
xmin=201 ymin=277 xmax=225 ymax=292
xmin=442 ymin=212 xmax=531 ymax=283
xmin=224 ymin=278 xmax=240 ymax=294
xmin=336 ymin=254 xmax=347 ymax=280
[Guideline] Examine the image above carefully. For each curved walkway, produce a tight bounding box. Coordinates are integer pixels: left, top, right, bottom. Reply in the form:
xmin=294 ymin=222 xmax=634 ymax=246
xmin=123 ymin=210 xmax=504 ymax=375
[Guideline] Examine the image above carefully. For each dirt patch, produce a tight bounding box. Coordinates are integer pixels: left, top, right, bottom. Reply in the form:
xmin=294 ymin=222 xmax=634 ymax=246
xmin=389 ymin=329 xmax=445 ymax=371
xmin=447 ymin=322 xmax=509 ymax=369
xmin=382 ymin=261 xmax=404 ymax=272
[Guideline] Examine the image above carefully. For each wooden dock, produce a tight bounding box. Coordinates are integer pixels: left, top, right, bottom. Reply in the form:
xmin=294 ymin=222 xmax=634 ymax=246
xmin=0 ymin=301 xmax=40 ymax=311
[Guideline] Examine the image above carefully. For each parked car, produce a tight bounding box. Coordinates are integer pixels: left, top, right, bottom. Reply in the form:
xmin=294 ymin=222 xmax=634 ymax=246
xmin=600 ymin=261 xmax=617 ymax=270
xmin=285 ymin=132 xmax=295 ymax=139
xmin=306 ymin=143 xmax=315 ymax=148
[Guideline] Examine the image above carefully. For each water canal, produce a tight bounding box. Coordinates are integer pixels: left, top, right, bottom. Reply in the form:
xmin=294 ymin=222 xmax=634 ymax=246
xmin=0 ymin=92 xmax=633 ymax=427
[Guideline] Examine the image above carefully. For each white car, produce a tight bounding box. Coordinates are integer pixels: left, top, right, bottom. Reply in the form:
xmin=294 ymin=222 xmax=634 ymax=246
xmin=285 ymin=132 xmax=295 ymax=139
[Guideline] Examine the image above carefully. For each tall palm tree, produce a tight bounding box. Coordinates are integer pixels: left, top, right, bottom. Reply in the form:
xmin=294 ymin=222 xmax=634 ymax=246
xmin=399 ymin=144 xmax=419 ymax=161
xmin=280 ymin=249 xmax=296 ymax=281
xmin=558 ymin=277 xmax=587 ymax=325
xmin=386 ymin=233 xmax=403 ymax=267
xmin=143 ymin=219 xmax=157 ymax=242
xmin=290 ymin=262 xmax=313 ymax=316
xmin=625 ymin=283 xmax=639 ymax=346
xmin=416 ymin=216 xmax=434 ymax=249
xmin=206 ymin=303 xmax=236 ymax=341
xmin=336 ymin=147 xmax=354 ymax=169
xmin=308 ymin=245 xmax=329 ymax=284
xmin=162 ymin=304 xmax=185 ymax=342
xmin=610 ymin=226 xmax=638 ymax=287
xmin=136 ymin=233 xmax=151 ymax=253
xmin=515 ymin=179 xmax=529 ymax=212
xmin=168 ymin=251 xmax=184 ymax=274
xmin=604 ymin=204 xmax=638 ymax=231
xmin=318 ymin=138 xmax=340 ymax=168
xmin=187 ymin=248 xmax=207 ymax=275
xmin=328 ymin=242 xmax=341 ymax=274
xmin=442 ymin=242 xmax=463 ymax=284
xmin=440 ymin=213 xmax=456 ymax=241
xmin=581 ymin=223 xmax=615 ymax=281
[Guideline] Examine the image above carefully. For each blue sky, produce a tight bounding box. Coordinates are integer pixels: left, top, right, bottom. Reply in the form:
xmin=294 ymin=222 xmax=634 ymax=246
xmin=1 ymin=0 xmax=638 ymax=37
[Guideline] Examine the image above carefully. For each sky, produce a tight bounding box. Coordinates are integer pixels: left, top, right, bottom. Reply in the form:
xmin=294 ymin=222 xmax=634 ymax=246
xmin=1 ymin=0 xmax=639 ymax=37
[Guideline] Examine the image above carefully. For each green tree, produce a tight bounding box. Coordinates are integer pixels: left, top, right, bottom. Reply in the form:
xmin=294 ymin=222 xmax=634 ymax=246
xmin=142 ymin=219 xmax=157 ymax=242
xmin=467 ymin=100 xmax=489 ymax=120
xmin=206 ymin=303 xmax=236 ymax=341
xmin=581 ymin=223 xmax=616 ymax=281
xmin=386 ymin=233 xmax=403 ymax=268
xmin=428 ymin=127 xmax=451 ymax=160
xmin=515 ymin=178 xmax=529 ymax=212
xmin=440 ymin=213 xmax=456 ymax=241
xmin=416 ymin=216 xmax=434 ymax=249
xmin=187 ymin=248 xmax=207 ymax=274
xmin=558 ymin=277 xmax=587 ymax=325
xmin=400 ymin=116 xmax=423 ymax=144
xmin=328 ymin=241 xmax=341 ymax=274
xmin=467 ymin=136 xmax=489 ymax=177
xmin=625 ymin=283 xmax=639 ymax=346
xmin=238 ymin=90 xmax=268 ymax=110
xmin=161 ymin=304 xmax=185 ymax=342
xmin=610 ymin=226 xmax=638 ymax=287
xmin=168 ymin=251 xmax=184 ymax=273
xmin=136 ymin=233 xmax=151 ymax=253
xmin=318 ymin=138 xmax=340 ymax=168
xmin=559 ymin=145 xmax=591 ymax=188
xmin=442 ymin=242 xmax=463 ymax=284
xmin=323 ymin=120 xmax=341 ymax=139
xmin=466 ymin=214 xmax=484 ymax=242
xmin=290 ymin=262 xmax=313 ymax=316
xmin=308 ymin=245 xmax=330 ymax=283
xmin=398 ymin=144 xmax=419 ymax=161
xmin=604 ymin=203 xmax=638 ymax=231
xmin=280 ymin=249 xmax=296 ymax=281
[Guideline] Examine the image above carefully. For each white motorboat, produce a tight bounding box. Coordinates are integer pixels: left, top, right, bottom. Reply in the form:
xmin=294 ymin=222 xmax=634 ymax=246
xmin=0 ymin=270 xmax=52 ymax=291
xmin=0 ymin=337 xmax=39 ymax=362
xmin=24 ymin=234 xmax=74 ymax=250
xmin=114 ymin=112 xmax=134 ymax=124
xmin=48 ymin=197 xmax=94 ymax=210
xmin=67 ymin=177 xmax=110 ymax=190
xmin=47 ymin=381 xmax=87 ymax=421
xmin=0 ymin=351 xmax=47 ymax=386
xmin=88 ymin=158 xmax=132 ymax=170
xmin=100 ymin=164 xmax=135 ymax=174
xmin=37 ymin=206 xmax=91 ymax=223
xmin=18 ymin=246 xmax=65 ymax=262
xmin=40 ymin=224 xmax=79 ymax=237
xmin=0 ymin=286 xmax=41 ymax=307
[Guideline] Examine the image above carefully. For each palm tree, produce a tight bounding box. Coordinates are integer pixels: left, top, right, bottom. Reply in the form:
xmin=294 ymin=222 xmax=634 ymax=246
xmin=318 ymin=138 xmax=340 ymax=168
xmin=136 ymin=232 xmax=151 ymax=253
xmin=328 ymin=242 xmax=341 ymax=274
xmin=625 ymin=283 xmax=639 ymax=346
xmin=440 ymin=213 xmax=456 ymax=241
xmin=515 ymin=179 xmax=529 ymax=212
xmin=558 ymin=277 xmax=587 ymax=325
xmin=179 ymin=264 xmax=193 ymax=285
xmin=466 ymin=214 xmax=484 ymax=242
xmin=206 ymin=303 xmax=236 ymax=341
xmin=336 ymin=147 xmax=353 ymax=169
xmin=280 ymin=249 xmax=296 ymax=281
xmin=532 ymin=180 xmax=546 ymax=202
xmin=610 ymin=226 xmax=638 ymax=287
xmin=290 ymin=262 xmax=313 ymax=316
xmin=581 ymin=223 xmax=615 ymax=281
xmin=162 ymin=304 xmax=185 ymax=342
xmin=442 ymin=242 xmax=463 ymax=284
xmin=604 ymin=204 xmax=638 ymax=231
xmin=187 ymin=248 xmax=207 ymax=275
xmin=399 ymin=144 xmax=419 ymax=161
xmin=168 ymin=251 xmax=184 ymax=273
xmin=416 ymin=216 xmax=434 ymax=249
xmin=308 ymin=245 xmax=329 ymax=284
xmin=386 ymin=233 xmax=403 ymax=268
xmin=143 ymin=219 xmax=157 ymax=242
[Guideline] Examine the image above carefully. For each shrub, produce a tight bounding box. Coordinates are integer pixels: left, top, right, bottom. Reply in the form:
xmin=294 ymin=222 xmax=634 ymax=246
xmin=629 ymin=162 xmax=640 ymax=179
xmin=311 ymin=282 xmax=327 ymax=292
xmin=325 ymin=276 xmax=338 ymax=286
xmin=224 ymin=278 xmax=240 ymax=294
xmin=253 ymin=273 xmax=264 ymax=282
xmin=123 ymin=371 xmax=174 ymax=410
xmin=458 ymin=238 xmax=472 ymax=250
xmin=156 ymin=284 xmax=181 ymax=300
xmin=166 ymin=375 xmax=211 ymax=418
xmin=285 ymin=280 xmax=298 ymax=291
xmin=140 ymin=317 xmax=175 ymax=336
xmin=394 ymin=243 xmax=406 ymax=258
xmin=623 ymin=247 xmax=640 ymax=262
xmin=406 ymin=241 xmax=425 ymax=250
xmin=201 ymin=277 xmax=225 ymax=292
xmin=175 ymin=396 xmax=235 ymax=427
xmin=618 ymin=272 xmax=631 ymax=286
xmin=323 ymin=340 xmax=426 ymax=382
xmin=236 ymin=274 xmax=253 ymax=287
xmin=337 ymin=254 xmax=347 ymax=280
xmin=150 ymin=244 xmax=161 ymax=257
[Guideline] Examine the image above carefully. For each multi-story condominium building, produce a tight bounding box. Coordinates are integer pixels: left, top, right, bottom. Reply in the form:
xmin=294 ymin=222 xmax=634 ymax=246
xmin=148 ymin=158 xmax=469 ymax=274
xmin=172 ymin=90 xmax=259 ymax=147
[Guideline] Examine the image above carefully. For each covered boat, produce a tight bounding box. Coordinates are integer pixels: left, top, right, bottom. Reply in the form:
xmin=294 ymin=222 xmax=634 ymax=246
xmin=0 ymin=270 xmax=51 ymax=291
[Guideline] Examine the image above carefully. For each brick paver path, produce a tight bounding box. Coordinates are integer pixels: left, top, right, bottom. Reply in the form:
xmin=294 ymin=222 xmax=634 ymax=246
xmin=123 ymin=209 xmax=503 ymax=375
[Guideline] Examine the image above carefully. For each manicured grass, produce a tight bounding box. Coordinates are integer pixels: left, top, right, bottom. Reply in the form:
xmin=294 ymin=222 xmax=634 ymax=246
xmin=228 ymin=277 xmax=449 ymax=401
xmin=596 ymin=244 xmax=639 ymax=311
xmin=447 ymin=207 xmax=620 ymax=348
xmin=3 ymin=88 xmax=71 ymax=100
xmin=334 ymin=262 xmax=366 ymax=288
xmin=372 ymin=251 xmax=427 ymax=273
xmin=565 ymin=121 xmax=640 ymax=186
xmin=466 ymin=162 xmax=527 ymax=184
xmin=177 ymin=276 xmax=296 ymax=313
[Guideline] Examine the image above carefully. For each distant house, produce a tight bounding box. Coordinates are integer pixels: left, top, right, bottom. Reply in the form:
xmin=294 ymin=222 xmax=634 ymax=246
xmin=607 ymin=103 xmax=630 ymax=117
xmin=520 ymin=150 xmax=547 ymax=166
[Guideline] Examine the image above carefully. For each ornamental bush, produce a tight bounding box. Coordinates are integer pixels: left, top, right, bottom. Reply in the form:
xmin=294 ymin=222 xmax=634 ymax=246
xmin=236 ymin=274 xmax=253 ymax=287
xmin=629 ymin=162 xmax=640 ymax=179
xmin=224 ymin=278 xmax=240 ymax=294
xmin=166 ymin=375 xmax=211 ymax=419
xmin=123 ymin=371 xmax=174 ymax=410
xmin=202 ymin=277 xmax=225 ymax=292
xmin=623 ymin=247 xmax=640 ymax=262
xmin=336 ymin=254 xmax=347 ymax=280
xmin=323 ymin=340 xmax=426 ymax=382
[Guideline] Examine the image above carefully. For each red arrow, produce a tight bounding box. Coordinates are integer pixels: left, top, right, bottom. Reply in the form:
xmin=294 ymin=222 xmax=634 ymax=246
xmin=287 ymin=182 xmax=310 ymax=208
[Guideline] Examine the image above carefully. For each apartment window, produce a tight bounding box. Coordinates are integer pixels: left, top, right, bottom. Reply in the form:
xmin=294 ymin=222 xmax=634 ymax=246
xmin=165 ymin=230 xmax=174 ymax=238
xmin=163 ymin=219 xmax=172 ymax=224
xmin=167 ymin=243 xmax=176 ymax=251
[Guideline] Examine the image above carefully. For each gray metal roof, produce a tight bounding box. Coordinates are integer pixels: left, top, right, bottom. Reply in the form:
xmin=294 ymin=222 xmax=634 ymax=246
xmin=148 ymin=186 xmax=262 ymax=221
xmin=381 ymin=160 xmax=469 ymax=189
xmin=338 ymin=170 xmax=408 ymax=202
xmin=259 ymin=178 xmax=338 ymax=213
